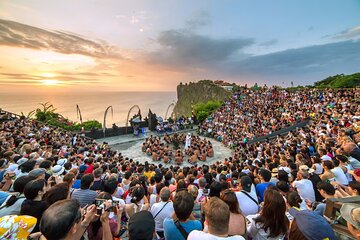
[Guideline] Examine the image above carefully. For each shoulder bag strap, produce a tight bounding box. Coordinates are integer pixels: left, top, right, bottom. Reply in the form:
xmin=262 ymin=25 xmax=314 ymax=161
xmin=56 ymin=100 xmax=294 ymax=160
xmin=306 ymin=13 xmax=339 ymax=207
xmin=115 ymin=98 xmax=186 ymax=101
xmin=153 ymin=202 xmax=169 ymax=219
xmin=174 ymin=219 xmax=189 ymax=239
xmin=241 ymin=190 xmax=259 ymax=205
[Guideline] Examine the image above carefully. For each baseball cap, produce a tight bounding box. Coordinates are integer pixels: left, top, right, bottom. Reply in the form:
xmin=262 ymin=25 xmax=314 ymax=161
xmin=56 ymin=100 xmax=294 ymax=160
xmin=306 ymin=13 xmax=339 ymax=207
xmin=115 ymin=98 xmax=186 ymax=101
xmin=29 ymin=168 xmax=46 ymax=178
xmin=340 ymin=203 xmax=360 ymax=229
xmin=299 ymin=165 xmax=314 ymax=174
xmin=241 ymin=175 xmax=252 ymax=192
xmin=17 ymin=158 xmax=29 ymax=166
xmin=128 ymin=211 xmax=155 ymax=240
xmin=289 ymin=208 xmax=335 ymax=240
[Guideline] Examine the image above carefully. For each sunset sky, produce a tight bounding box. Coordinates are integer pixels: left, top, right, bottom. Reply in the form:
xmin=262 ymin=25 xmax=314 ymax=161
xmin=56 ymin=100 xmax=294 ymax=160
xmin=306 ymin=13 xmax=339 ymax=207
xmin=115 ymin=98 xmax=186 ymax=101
xmin=0 ymin=0 xmax=360 ymax=92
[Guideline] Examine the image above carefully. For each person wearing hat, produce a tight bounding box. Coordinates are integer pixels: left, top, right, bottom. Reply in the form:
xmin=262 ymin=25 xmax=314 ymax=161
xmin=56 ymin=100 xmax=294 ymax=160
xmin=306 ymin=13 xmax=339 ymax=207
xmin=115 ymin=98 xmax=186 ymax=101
xmin=128 ymin=210 xmax=155 ymax=240
xmin=28 ymin=168 xmax=46 ymax=180
xmin=236 ymin=176 xmax=259 ymax=216
xmin=340 ymin=203 xmax=360 ymax=239
xmin=288 ymin=207 xmax=335 ymax=240
xmin=51 ymin=165 xmax=65 ymax=177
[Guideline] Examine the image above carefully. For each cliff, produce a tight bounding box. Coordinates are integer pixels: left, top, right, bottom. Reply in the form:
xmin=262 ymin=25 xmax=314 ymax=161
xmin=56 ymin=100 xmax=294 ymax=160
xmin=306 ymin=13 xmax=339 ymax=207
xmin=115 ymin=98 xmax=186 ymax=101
xmin=173 ymin=80 xmax=232 ymax=117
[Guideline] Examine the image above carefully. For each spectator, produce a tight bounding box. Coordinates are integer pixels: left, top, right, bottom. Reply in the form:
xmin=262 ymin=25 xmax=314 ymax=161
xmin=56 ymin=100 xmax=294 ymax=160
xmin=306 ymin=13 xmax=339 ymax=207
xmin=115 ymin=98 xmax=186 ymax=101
xmin=43 ymin=182 xmax=70 ymax=206
xmin=220 ymin=189 xmax=246 ymax=236
xmin=255 ymin=169 xmax=273 ymax=202
xmin=20 ymin=179 xmax=49 ymax=233
xmin=310 ymin=181 xmax=335 ymax=216
xmin=292 ymin=166 xmax=315 ymax=203
xmin=247 ymin=189 xmax=289 ymax=240
xmin=151 ymin=187 xmax=174 ymax=239
xmin=128 ymin=211 xmax=155 ymax=240
xmin=340 ymin=203 xmax=360 ymax=239
xmin=71 ymin=174 xmax=97 ymax=207
xmin=163 ymin=190 xmax=202 ymax=240
xmin=236 ymin=176 xmax=259 ymax=216
xmin=125 ymin=186 xmax=149 ymax=218
xmin=188 ymin=197 xmax=245 ymax=239
xmin=0 ymin=175 xmax=35 ymax=217
xmin=288 ymin=207 xmax=335 ymax=240
xmin=38 ymin=199 xmax=100 ymax=240
xmin=90 ymin=168 xmax=104 ymax=191
xmin=87 ymin=192 xmax=123 ymax=240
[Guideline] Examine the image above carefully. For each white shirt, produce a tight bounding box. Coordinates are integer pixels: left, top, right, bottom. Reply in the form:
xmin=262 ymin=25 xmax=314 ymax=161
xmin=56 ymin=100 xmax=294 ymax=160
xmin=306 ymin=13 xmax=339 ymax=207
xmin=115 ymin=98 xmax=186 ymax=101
xmin=247 ymin=214 xmax=286 ymax=240
xmin=149 ymin=194 xmax=159 ymax=208
xmin=150 ymin=201 xmax=174 ymax=232
xmin=313 ymin=163 xmax=323 ymax=175
xmin=188 ymin=230 xmax=245 ymax=240
xmin=235 ymin=189 xmax=259 ymax=216
xmin=292 ymin=179 xmax=315 ymax=202
xmin=331 ymin=167 xmax=349 ymax=185
xmin=196 ymin=188 xmax=204 ymax=202
xmin=321 ymin=155 xmax=332 ymax=161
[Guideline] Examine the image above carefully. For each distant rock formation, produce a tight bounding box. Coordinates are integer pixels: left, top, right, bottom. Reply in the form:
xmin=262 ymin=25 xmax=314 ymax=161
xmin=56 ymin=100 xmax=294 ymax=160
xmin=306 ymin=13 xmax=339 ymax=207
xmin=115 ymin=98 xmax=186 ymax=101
xmin=174 ymin=80 xmax=232 ymax=117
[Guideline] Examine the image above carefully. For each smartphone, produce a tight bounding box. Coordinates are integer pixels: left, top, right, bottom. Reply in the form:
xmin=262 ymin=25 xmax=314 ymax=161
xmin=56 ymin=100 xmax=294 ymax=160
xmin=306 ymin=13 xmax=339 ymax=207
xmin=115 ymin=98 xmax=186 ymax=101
xmin=203 ymin=189 xmax=209 ymax=196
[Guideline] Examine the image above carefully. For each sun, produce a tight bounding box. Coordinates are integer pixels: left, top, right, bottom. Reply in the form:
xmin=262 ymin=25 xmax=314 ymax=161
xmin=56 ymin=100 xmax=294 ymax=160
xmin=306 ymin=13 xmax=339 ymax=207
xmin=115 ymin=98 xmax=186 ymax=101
xmin=42 ymin=79 xmax=59 ymax=85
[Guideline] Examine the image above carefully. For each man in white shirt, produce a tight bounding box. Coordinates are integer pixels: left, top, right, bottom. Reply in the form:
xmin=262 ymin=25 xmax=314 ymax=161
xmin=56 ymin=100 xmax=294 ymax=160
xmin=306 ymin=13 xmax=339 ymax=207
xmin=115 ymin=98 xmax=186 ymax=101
xmin=188 ymin=197 xmax=245 ymax=240
xmin=150 ymin=187 xmax=174 ymax=239
xmin=235 ymin=176 xmax=259 ymax=216
xmin=292 ymin=166 xmax=316 ymax=202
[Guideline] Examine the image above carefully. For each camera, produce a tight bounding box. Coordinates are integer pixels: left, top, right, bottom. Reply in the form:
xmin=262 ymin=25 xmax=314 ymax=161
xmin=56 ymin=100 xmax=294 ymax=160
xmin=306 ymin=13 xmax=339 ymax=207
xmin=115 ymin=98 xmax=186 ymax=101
xmin=95 ymin=199 xmax=120 ymax=214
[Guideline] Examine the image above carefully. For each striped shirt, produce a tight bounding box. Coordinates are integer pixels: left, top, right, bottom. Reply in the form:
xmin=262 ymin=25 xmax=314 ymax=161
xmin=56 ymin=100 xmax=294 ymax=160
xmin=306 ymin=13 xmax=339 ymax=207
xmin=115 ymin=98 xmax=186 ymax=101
xmin=71 ymin=188 xmax=97 ymax=207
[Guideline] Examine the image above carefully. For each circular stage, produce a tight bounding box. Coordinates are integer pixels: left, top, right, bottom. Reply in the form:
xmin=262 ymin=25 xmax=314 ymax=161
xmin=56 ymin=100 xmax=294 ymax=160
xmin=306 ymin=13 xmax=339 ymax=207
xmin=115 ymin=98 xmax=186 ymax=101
xmin=114 ymin=136 xmax=233 ymax=167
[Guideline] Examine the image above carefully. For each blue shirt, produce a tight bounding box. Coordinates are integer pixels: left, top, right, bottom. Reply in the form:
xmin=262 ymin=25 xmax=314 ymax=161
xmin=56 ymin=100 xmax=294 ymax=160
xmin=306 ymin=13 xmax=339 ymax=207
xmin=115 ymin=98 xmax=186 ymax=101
xmin=72 ymin=179 xmax=81 ymax=189
xmin=0 ymin=191 xmax=9 ymax=205
xmin=163 ymin=218 xmax=202 ymax=240
xmin=256 ymin=182 xmax=274 ymax=202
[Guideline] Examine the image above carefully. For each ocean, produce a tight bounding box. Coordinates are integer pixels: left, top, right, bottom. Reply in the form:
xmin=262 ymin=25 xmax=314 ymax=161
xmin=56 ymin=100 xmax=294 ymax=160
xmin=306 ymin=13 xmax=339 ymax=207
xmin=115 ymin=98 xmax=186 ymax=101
xmin=0 ymin=91 xmax=177 ymax=127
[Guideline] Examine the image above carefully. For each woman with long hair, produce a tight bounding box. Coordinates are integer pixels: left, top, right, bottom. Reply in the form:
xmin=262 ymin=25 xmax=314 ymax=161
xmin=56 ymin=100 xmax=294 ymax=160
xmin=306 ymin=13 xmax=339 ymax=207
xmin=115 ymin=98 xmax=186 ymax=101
xmin=247 ymin=189 xmax=289 ymax=239
xmin=220 ymin=189 xmax=246 ymax=236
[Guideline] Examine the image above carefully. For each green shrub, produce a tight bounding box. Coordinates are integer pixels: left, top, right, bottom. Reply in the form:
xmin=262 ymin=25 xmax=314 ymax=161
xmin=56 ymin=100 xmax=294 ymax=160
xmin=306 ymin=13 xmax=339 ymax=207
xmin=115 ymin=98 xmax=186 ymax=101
xmin=29 ymin=103 xmax=102 ymax=132
xmin=193 ymin=100 xmax=222 ymax=122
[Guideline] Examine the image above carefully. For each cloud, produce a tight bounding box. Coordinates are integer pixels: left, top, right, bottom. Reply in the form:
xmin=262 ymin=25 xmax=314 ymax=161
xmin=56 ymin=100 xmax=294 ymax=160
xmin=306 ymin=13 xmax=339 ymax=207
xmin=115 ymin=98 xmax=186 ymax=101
xmin=332 ymin=25 xmax=360 ymax=40
xmin=0 ymin=19 xmax=124 ymax=59
xmin=0 ymin=72 xmax=102 ymax=84
xmin=224 ymin=39 xmax=360 ymax=84
xmin=185 ymin=10 xmax=211 ymax=30
xmin=147 ymin=30 xmax=254 ymax=68
xmin=258 ymin=39 xmax=278 ymax=47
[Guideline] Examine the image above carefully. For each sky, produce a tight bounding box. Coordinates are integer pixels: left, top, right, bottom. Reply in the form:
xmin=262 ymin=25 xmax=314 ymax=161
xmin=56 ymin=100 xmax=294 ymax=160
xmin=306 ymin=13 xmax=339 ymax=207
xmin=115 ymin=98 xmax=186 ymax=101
xmin=0 ymin=0 xmax=359 ymax=92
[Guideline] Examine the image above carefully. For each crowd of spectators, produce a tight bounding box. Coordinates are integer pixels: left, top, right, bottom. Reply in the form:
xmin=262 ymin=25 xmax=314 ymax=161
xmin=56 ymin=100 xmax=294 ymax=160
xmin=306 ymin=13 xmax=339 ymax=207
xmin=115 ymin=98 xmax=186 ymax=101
xmin=199 ymin=87 xmax=359 ymax=148
xmin=0 ymin=86 xmax=359 ymax=239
